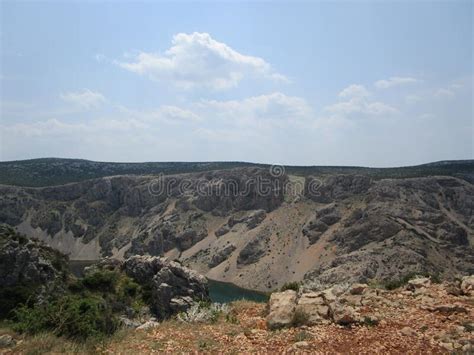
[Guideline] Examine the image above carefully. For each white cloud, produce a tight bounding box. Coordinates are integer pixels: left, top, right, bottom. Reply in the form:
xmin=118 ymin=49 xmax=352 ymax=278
xmin=196 ymin=92 xmax=312 ymax=126
xmin=434 ymin=88 xmax=455 ymax=99
xmin=324 ymin=84 xmax=398 ymax=118
xmin=338 ymin=84 xmax=370 ymax=99
xmin=59 ymin=89 xmax=106 ymax=109
xmin=119 ymin=105 xmax=201 ymax=124
xmin=375 ymin=76 xmax=419 ymax=89
xmin=116 ymin=32 xmax=288 ymax=90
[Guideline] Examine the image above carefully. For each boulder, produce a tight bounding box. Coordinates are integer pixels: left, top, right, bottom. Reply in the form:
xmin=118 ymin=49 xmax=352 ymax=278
xmin=266 ymin=290 xmax=298 ymax=330
xmin=461 ymin=275 xmax=474 ymax=295
xmin=330 ymin=302 xmax=360 ymax=326
xmin=407 ymin=277 xmax=431 ymax=291
xmin=295 ymin=292 xmax=329 ymax=324
xmin=123 ymin=256 xmax=210 ymax=319
xmin=349 ymin=283 xmax=368 ymax=295
xmin=136 ymin=320 xmax=160 ymax=330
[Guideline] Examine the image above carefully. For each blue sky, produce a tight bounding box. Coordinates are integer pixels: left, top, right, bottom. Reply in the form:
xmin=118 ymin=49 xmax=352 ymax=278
xmin=0 ymin=1 xmax=472 ymax=166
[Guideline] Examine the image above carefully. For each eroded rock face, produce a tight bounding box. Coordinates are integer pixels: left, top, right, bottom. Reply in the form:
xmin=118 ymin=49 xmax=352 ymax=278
xmin=303 ymin=176 xmax=474 ymax=289
xmin=237 ymin=228 xmax=271 ymax=267
xmin=208 ymin=244 xmax=236 ymax=268
xmin=0 ymin=168 xmax=285 ymax=259
xmin=123 ymin=255 xmax=210 ymax=319
xmin=0 ymin=224 xmax=68 ymax=288
xmin=305 ymin=175 xmax=372 ymax=203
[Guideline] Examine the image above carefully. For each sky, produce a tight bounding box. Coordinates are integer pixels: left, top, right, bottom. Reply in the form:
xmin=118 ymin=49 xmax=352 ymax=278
xmin=0 ymin=1 xmax=472 ymax=167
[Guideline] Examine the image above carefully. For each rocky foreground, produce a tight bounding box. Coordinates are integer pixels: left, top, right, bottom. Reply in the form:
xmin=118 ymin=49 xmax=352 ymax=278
xmin=2 ymin=278 xmax=473 ymax=353
xmin=101 ymin=277 xmax=473 ymax=353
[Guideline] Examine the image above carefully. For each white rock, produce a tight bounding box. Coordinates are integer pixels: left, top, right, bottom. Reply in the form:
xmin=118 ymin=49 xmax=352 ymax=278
xmin=407 ymin=277 xmax=431 ymax=291
xmin=136 ymin=320 xmax=160 ymax=330
xmin=461 ymin=275 xmax=474 ymax=295
xmin=266 ymin=290 xmax=298 ymax=329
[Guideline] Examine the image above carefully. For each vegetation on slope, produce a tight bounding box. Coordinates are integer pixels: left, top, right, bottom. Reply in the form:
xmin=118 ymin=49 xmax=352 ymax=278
xmin=0 ymin=157 xmax=472 ymax=187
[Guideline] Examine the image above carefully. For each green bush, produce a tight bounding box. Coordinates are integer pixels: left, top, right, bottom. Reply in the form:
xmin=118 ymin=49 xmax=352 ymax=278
xmin=13 ymin=294 xmax=118 ymax=340
xmin=0 ymin=285 xmax=38 ymax=319
xmin=291 ymin=309 xmax=309 ymax=327
xmin=119 ymin=278 xmax=140 ymax=298
xmin=280 ymin=282 xmax=300 ymax=292
xmin=81 ymin=270 xmax=119 ymax=292
xmin=382 ymin=272 xmax=442 ymax=290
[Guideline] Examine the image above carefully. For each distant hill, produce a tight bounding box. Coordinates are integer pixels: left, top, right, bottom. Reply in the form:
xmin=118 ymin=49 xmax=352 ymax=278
xmin=0 ymin=157 xmax=472 ymax=187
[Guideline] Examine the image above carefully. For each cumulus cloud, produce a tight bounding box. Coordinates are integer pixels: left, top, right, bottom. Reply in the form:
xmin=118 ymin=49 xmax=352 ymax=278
xmin=325 ymin=84 xmax=398 ymax=117
xmin=338 ymin=84 xmax=371 ymax=99
xmin=196 ymin=92 xmax=312 ymax=125
xmin=375 ymin=76 xmax=419 ymax=89
xmin=116 ymin=32 xmax=288 ymax=90
xmin=59 ymin=89 xmax=106 ymax=109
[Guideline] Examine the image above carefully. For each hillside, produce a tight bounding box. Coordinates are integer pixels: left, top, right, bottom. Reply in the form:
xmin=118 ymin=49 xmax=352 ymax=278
xmin=1 ymin=166 xmax=472 ymax=292
xmin=0 ymin=158 xmax=473 ymax=187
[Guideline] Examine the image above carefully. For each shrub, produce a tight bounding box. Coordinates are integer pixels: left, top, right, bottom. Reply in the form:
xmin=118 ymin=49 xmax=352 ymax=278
xmin=291 ymin=309 xmax=309 ymax=327
xmin=280 ymin=282 xmax=300 ymax=292
xmin=13 ymin=294 xmax=118 ymax=340
xmin=82 ymin=270 xmax=119 ymax=292
xmin=382 ymin=272 xmax=442 ymax=290
xmin=362 ymin=316 xmax=378 ymax=327
xmin=0 ymin=285 xmax=38 ymax=319
xmin=177 ymin=303 xmax=229 ymax=323
xmin=294 ymin=330 xmax=311 ymax=342
xmin=225 ymin=312 xmax=239 ymax=324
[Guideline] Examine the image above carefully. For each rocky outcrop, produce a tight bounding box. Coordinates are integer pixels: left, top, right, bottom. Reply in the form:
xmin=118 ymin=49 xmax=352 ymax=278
xmin=237 ymin=228 xmax=271 ymax=267
xmin=305 ymin=175 xmax=371 ymax=203
xmin=302 ymin=205 xmax=341 ymax=245
xmin=0 ymin=224 xmax=68 ymax=290
xmin=269 ymin=276 xmax=474 ymax=330
xmin=123 ymin=256 xmax=210 ymax=319
xmin=302 ymin=176 xmax=474 ymax=289
xmin=227 ymin=209 xmax=267 ymax=230
xmin=208 ymin=244 xmax=236 ymax=268
xmin=175 ymin=229 xmax=207 ymax=251
xmin=192 ymin=169 xmax=286 ymax=214
xmin=0 ymin=225 xmax=72 ymax=319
